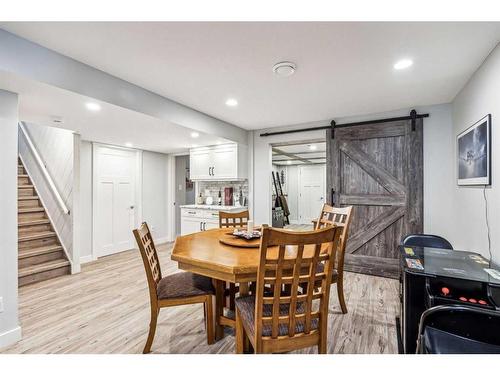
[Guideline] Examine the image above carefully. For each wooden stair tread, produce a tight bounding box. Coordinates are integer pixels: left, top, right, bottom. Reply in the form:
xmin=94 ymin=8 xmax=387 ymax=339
xmin=19 ymin=244 xmax=63 ymax=259
xmin=18 ymin=259 xmax=70 ymax=278
xmin=19 ymin=231 xmax=56 ymax=242
xmin=18 ymin=185 xmax=34 ymax=189
xmin=18 ymin=196 xmax=39 ymax=201
xmin=18 ymin=174 xmax=29 ymax=177
xmin=18 ymin=219 xmax=50 ymax=227
xmin=19 ymin=207 xmax=45 ymax=213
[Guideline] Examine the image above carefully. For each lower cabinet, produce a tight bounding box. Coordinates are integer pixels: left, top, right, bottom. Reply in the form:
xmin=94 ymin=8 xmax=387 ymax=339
xmin=180 ymin=208 xmax=220 ymax=235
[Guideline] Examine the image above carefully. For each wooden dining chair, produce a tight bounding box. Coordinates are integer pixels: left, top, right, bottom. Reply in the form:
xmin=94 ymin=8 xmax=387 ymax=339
xmin=218 ymin=210 xmax=250 ymax=312
xmin=314 ymin=204 xmax=353 ymax=314
xmin=235 ymin=225 xmax=342 ymax=354
xmin=219 ymin=210 xmax=249 ymax=228
xmin=133 ymin=222 xmax=215 ymax=353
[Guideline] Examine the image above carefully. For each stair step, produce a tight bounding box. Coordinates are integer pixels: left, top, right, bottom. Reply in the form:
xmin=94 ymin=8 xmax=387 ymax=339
xmin=18 ymin=185 xmax=34 ymax=189
xmin=18 ymin=244 xmax=64 ymax=259
xmin=19 ymin=207 xmax=45 ymax=214
xmin=18 ymin=259 xmax=70 ymax=279
xmin=19 ymin=231 xmax=56 ymax=242
xmin=18 ymin=219 xmax=50 ymax=227
xmin=18 ymin=196 xmax=38 ymax=201
xmin=18 ymin=174 xmax=29 ymax=178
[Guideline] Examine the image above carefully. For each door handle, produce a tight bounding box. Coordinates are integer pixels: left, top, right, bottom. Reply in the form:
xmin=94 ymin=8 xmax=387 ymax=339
xmin=212 ymin=167 xmax=215 ymax=176
xmin=203 ymin=222 xmax=206 ymax=231
xmin=130 ymin=205 xmax=135 ymax=209
xmin=200 ymin=222 xmax=202 ymax=231
xmin=330 ymin=188 xmax=335 ymax=206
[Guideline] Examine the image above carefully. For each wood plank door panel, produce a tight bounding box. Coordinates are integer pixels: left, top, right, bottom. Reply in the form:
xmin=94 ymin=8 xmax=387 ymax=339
xmin=327 ymin=119 xmax=423 ymax=278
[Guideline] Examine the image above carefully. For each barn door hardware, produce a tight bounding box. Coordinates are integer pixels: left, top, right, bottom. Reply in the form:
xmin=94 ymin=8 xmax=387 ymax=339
xmin=259 ymin=110 xmax=429 ymax=137
xmin=330 ymin=120 xmax=336 ymax=139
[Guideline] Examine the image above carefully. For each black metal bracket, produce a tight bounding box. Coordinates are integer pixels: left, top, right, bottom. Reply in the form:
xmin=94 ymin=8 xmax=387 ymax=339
xmin=410 ymin=109 xmax=417 ymax=131
xmin=330 ymin=120 xmax=336 ymax=139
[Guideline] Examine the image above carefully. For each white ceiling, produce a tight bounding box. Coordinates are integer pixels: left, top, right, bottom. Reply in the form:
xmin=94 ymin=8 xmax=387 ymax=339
xmin=273 ymin=141 xmax=326 ymax=165
xmin=0 ymin=71 xmax=227 ymax=153
xmin=1 ymin=22 xmax=499 ymax=130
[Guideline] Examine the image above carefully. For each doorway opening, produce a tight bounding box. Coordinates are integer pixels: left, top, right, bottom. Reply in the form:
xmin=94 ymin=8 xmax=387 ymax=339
xmin=271 ymin=140 xmax=326 ymax=230
xmin=174 ymin=155 xmax=195 ymax=236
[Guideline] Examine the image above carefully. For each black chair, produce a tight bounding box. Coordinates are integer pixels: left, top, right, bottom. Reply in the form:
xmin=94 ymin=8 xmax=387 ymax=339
xmin=416 ymin=305 xmax=500 ymax=354
xmin=402 ymin=234 xmax=453 ymax=250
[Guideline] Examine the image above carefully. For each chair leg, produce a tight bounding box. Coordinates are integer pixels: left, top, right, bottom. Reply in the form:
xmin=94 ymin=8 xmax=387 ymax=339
xmin=235 ymin=308 xmax=244 ymax=354
xmin=318 ymin=319 xmax=327 ymax=354
xmin=204 ymin=296 xmax=215 ymax=345
xmin=143 ymin=307 xmax=159 ymax=354
xmin=337 ymin=277 xmax=348 ymax=314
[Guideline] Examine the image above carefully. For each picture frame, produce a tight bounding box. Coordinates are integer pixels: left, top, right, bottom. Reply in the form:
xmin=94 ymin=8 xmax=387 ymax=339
xmin=457 ymin=114 xmax=491 ymax=186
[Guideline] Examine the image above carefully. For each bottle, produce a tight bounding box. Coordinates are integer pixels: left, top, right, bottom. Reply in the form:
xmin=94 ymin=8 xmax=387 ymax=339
xmin=239 ymin=186 xmax=244 ymax=206
xmin=218 ymin=189 xmax=222 ymax=205
xmin=197 ymin=192 xmax=203 ymax=205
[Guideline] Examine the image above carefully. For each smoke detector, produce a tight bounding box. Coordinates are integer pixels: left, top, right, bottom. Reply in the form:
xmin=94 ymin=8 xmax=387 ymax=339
xmin=273 ymin=61 xmax=296 ymax=77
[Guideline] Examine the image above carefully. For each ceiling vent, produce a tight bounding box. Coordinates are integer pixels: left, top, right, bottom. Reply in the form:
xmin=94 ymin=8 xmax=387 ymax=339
xmin=273 ymin=61 xmax=296 ymax=77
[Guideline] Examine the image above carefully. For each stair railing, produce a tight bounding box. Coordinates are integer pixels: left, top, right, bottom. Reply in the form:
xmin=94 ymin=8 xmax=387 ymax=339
xmin=18 ymin=122 xmax=70 ymax=215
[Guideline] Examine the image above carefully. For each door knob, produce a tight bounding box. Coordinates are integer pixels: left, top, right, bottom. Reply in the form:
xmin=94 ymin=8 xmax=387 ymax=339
xmin=130 ymin=206 xmax=135 ymax=209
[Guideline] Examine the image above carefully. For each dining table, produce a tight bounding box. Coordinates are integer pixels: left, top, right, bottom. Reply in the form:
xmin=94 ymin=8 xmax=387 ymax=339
xmin=171 ymin=226 xmax=333 ymax=342
xmin=171 ymin=227 xmax=262 ymax=340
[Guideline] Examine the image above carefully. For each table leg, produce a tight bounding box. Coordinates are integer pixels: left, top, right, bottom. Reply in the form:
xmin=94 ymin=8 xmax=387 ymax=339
xmin=239 ymin=282 xmax=250 ymax=296
xmin=215 ymin=279 xmax=225 ymax=340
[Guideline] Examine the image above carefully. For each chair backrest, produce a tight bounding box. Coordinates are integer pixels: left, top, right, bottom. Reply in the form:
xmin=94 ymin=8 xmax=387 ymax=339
xmin=133 ymin=222 xmax=162 ymax=302
xmin=315 ymin=204 xmax=353 ymax=270
xmin=402 ymin=234 xmax=453 ymax=250
xmin=254 ymin=225 xmax=342 ymax=340
xmin=219 ymin=210 xmax=249 ymax=228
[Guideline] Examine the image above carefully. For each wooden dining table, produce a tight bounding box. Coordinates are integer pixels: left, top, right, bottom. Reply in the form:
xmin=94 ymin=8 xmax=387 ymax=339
xmin=171 ymin=227 xmax=262 ymax=340
xmin=171 ymin=227 xmax=332 ymax=341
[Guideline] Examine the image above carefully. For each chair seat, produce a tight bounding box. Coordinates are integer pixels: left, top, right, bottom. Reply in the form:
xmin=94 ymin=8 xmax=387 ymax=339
xmin=157 ymin=272 xmax=214 ymax=300
xmin=423 ymin=326 xmax=500 ymax=354
xmin=235 ymin=295 xmax=318 ymax=337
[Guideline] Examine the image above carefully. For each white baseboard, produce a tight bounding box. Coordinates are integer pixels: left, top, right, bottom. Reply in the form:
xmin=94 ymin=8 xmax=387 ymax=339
xmin=80 ymin=255 xmax=94 ymax=264
xmin=0 ymin=326 xmax=22 ymax=349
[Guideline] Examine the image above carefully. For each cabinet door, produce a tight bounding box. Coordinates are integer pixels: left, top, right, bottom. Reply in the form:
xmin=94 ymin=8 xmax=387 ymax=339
xmin=190 ymin=148 xmax=212 ymax=180
xmin=212 ymin=144 xmax=237 ymax=179
xmin=181 ymin=218 xmax=203 ymax=235
xmin=204 ymin=219 xmax=220 ymax=231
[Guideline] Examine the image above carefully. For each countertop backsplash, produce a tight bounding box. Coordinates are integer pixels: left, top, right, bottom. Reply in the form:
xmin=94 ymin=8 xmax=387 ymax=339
xmin=196 ymin=180 xmax=248 ymax=206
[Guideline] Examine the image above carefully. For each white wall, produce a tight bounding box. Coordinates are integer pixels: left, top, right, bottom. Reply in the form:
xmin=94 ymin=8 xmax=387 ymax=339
xmin=252 ymin=104 xmax=455 ymax=239
xmin=142 ymin=151 xmax=169 ymax=243
xmin=451 ymin=44 xmax=500 ymax=263
xmin=79 ymin=141 xmax=93 ymax=262
xmin=0 ymin=90 xmax=21 ymax=348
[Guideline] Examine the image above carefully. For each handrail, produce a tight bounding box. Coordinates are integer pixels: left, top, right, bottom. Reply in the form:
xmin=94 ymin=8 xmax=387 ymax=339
xmin=19 ymin=122 xmax=70 ymax=215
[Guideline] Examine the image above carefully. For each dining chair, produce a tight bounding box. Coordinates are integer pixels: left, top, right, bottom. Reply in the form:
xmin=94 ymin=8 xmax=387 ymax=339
xmin=133 ymin=222 xmax=215 ymax=353
xmin=218 ymin=210 xmax=250 ymax=312
xmin=219 ymin=210 xmax=249 ymax=228
xmin=313 ymin=204 xmax=353 ymax=314
xmin=235 ymin=224 xmax=342 ymax=354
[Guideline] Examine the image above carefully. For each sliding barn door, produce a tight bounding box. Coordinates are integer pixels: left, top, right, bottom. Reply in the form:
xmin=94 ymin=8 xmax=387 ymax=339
xmin=326 ymin=119 xmax=423 ymax=278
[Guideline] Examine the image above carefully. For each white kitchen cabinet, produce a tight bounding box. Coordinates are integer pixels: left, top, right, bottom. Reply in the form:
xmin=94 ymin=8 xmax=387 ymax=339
xmin=180 ymin=206 xmax=247 ymax=235
xmin=189 ymin=143 xmax=247 ymax=180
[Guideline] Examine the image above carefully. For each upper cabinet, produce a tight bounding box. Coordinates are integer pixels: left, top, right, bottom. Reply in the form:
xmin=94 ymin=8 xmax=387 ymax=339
xmin=189 ymin=143 xmax=248 ymax=180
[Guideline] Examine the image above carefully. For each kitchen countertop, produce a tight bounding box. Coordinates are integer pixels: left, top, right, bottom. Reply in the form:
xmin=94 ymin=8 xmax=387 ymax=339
xmin=180 ymin=204 xmax=248 ymax=211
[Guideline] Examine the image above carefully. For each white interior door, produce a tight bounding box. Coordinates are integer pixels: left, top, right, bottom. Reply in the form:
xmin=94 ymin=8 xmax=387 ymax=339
xmin=94 ymin=145 xmax=139 ymax=257
xmin=298 ymin=165 xmax=326 ymax=224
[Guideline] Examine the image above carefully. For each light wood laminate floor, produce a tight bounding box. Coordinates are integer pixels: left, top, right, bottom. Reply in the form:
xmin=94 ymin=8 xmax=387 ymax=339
xmin=2 ymin=242 xmax=400 ymax=354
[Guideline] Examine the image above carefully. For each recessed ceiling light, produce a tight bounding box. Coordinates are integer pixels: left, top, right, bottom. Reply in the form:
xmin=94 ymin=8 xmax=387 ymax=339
xmin=394 ymin=59 xmax=413 ymax=70
xmin=85 ymin=102 xmax=101 ymax=112
xmin=125 ymin=142 xmax=133 ymax=148
xmin=191 ymin=132 xmax=200 ymax=138
xmin=273 ymin=61 xmax=297 ymax=77
xmin=308 ymin=144 xmax=318 ymax=151
xmin=287 ymin=160 xmax=292 ymax=165
xmin=225 ymin=98 xmax=238 ymax=107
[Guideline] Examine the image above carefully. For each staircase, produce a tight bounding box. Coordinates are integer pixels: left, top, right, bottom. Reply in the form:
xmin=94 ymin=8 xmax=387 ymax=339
xmin=18 ymin=159 xmax=71 ymax=286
